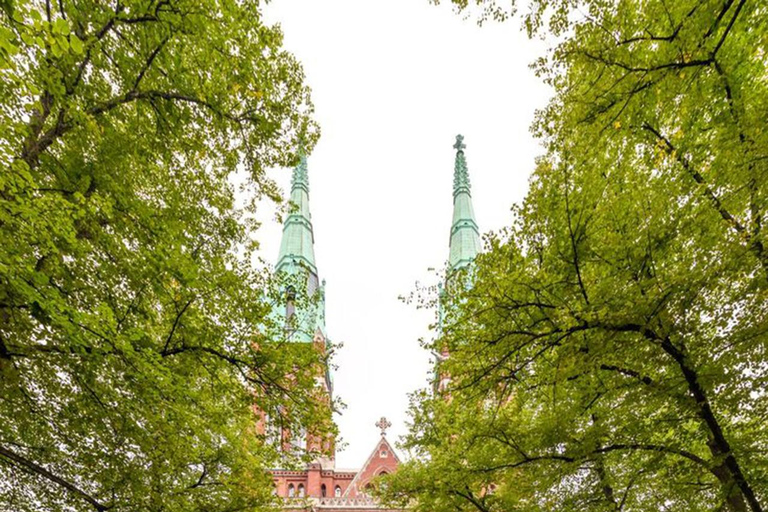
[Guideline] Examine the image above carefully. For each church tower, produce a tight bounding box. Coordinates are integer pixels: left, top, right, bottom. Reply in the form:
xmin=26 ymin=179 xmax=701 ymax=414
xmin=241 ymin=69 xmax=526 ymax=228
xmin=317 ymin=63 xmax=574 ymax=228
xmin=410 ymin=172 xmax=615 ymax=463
xmin=437 ymin=134 xmax=481 ymax=393
xmin=270 ymin=152 xmax=334 ymax=466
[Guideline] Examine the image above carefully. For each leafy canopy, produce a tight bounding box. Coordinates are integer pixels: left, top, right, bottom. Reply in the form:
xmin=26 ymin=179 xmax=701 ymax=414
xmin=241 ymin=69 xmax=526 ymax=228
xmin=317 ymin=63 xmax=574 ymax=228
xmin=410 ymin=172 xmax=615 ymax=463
xmin=385 ymin=1 xmax=767 ymax=511
xmin=0 ymin=0 xmax=331 ymax=511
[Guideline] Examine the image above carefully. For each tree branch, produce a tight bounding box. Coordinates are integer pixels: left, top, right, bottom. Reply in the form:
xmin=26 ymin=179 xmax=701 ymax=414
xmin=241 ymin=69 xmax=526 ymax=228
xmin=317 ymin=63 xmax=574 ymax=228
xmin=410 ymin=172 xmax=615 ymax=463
xmin=562 ymin=166 xmax=590 ymax=304
xmin=594 ymin=443 xmax=709 ymax=469
xmin=641 ymin=123 xmax=745 ymax=233
xmin=599 ymin=364 xmax=653 ymax=386
xmin=577 ymin=49 xmax=712 ymax=74
xmin=711 ymin=0 xmax=746 ymax=56
xmin=0 ymin=444 xmax=112 ymax=511
xmin=132 ymin=34 xmax=172 ymax=91
xmin=452 ymin=487 xmax=491 ymax=512
xmin=162 ymin=296 xmax=196 ymax=354
xmin=642 ymin=122 xmax=768 ymax=278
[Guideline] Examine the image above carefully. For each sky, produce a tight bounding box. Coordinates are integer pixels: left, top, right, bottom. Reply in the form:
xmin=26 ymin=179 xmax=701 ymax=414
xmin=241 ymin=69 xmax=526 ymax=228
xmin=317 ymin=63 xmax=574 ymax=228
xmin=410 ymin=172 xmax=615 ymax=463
xmin=258 ymin=0 xmax=552 ymax=468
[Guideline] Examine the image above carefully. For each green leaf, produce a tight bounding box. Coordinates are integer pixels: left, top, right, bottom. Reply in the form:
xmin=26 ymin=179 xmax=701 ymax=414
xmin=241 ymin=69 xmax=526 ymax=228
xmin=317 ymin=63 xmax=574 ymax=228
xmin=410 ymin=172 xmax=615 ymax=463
xmin=52 ymin=17 xmax=69 ymax=35
xmin=69 ymin=35 xmax=83 ymax=54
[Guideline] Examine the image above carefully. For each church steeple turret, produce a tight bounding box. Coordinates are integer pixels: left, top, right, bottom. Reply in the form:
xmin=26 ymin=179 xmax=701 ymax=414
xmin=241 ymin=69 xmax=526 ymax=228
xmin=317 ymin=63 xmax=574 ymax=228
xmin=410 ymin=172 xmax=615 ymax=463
xmin=448 ymin=135 xmax=481 ymax=271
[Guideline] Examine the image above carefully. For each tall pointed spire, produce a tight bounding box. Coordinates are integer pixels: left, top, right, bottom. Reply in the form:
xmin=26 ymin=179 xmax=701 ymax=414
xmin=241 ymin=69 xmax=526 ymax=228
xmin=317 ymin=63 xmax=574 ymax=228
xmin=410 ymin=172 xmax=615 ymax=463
xmin=277 ymin=152 xmax=317 ymax=276
xmin=448 ymin=135 xmax=481 ymax=271
xmin=275 ymin=152 xmax=325 ymax=343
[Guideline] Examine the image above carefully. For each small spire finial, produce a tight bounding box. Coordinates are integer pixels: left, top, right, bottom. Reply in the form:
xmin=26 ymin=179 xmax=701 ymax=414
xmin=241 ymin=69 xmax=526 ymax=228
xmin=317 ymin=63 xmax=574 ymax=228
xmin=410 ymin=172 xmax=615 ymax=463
xmin=375 ymin=416 xmax=392 ymax=436
xmin=453 ymin=135 xmax=470 ymax=196
xmin=453 ymin=134 xmax=466 ymax=152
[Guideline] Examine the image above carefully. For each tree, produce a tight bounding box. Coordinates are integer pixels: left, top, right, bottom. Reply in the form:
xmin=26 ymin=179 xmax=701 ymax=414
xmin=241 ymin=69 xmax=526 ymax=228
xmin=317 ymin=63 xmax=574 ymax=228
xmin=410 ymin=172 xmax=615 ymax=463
xmin=385 ymin=0 xmax=767 ymax=511
xmin=0 ymin=1 xmax=331 ymax=510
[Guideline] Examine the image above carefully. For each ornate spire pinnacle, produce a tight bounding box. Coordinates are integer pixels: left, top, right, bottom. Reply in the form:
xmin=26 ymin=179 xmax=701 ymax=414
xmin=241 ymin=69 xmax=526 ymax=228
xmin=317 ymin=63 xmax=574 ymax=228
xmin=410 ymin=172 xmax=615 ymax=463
xmin=453 ymin=134 xmax=471 ymax=199
xmin=448 ymin=134 xmax=481 ymax=271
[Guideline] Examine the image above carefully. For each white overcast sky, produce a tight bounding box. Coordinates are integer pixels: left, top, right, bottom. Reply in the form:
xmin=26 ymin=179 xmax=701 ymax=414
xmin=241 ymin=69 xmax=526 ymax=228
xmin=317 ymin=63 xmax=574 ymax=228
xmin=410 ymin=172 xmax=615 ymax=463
xmin=257 ymin=0 xmax=552 ymax=468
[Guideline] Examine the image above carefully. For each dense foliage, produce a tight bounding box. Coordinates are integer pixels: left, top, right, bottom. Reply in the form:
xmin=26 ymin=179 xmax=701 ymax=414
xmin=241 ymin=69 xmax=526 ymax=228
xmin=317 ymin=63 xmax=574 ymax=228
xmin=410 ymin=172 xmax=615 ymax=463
xmin=386 ymin=0 xmax=767 ymax=511
xmin=0 ymin=1 xmax=330 ymax=511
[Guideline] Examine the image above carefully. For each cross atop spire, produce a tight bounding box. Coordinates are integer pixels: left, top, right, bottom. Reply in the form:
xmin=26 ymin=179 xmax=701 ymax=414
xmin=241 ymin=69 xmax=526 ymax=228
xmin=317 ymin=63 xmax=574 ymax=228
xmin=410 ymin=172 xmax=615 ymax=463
xmin=375 ymin=417 xmax=392 ymax=436
xmin=453 ymin=134 xmax=466 ymax=152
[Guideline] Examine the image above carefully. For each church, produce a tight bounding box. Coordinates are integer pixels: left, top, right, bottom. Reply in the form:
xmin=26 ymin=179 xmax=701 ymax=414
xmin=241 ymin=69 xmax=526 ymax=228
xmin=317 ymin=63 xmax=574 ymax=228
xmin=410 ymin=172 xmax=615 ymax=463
xmin=266 ymin=135 xmax=481 ymax=510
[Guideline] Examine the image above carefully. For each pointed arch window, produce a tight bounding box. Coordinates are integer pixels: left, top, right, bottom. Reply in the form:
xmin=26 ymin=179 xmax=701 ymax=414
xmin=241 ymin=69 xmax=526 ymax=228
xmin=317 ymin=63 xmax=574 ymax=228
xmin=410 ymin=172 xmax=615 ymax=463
xmin=288 ymin=484 xmax=295 ymax=497
xmin=321 ymin=484 xmax=327 ymax=497
xmin=298 ymin=484 xmax=305 ymax=497
xmin=334 ymin=485 xmax=342 ymax=497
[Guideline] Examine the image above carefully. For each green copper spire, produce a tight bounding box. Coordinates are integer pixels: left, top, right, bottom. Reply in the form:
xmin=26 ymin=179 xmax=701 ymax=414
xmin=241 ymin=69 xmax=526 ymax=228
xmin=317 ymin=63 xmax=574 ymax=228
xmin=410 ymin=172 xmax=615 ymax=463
xmin=448 ymin=135 xmax=481 ymax=271
xmin=274 ymin=153 xmax=326 ymax=343
xmin=277 ymin=153 xmax=317 ymax=276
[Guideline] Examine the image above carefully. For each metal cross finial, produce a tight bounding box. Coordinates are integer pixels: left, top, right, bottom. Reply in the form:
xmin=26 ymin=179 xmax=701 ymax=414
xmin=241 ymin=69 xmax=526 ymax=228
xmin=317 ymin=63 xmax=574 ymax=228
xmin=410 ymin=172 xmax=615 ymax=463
xmin=375 ymin=417 xmax=392 ymax=436
xmin=453 ymin=134 xmax=466 ymax=152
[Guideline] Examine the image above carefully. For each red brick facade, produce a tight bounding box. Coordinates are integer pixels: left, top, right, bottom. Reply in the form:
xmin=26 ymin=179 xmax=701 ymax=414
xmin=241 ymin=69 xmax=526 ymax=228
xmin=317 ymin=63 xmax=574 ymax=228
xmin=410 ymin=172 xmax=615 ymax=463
xmin=272 ymin=435 xmax=399 ymax=501
xmin=272 ymin=465 xmax=356 ymax=500
xmin=271 ymin=435 xmax=401 ymax=512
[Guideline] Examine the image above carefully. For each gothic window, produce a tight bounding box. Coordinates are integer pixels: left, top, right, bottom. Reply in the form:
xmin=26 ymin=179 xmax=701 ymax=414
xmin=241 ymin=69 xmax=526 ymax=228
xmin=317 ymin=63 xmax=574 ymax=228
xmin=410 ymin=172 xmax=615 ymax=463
xmin=334 ymin=485 xmax=342 ymax=497
xmin=288 ymin=484 xmax=295 ymax=497
xmin=321 ymin=484 xmax=327 ymax=497
xmin=379 ymin=448 xmax=388 ymax=458
xmin=298 ymin=484 xmax=305 ymax=497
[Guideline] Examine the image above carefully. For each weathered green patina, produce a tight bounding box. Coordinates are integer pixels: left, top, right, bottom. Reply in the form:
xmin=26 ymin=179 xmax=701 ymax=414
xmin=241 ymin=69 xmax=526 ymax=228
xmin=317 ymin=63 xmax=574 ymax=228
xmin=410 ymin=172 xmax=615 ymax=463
xmin=277 ymin=153 xmax=317 ymax=276
xmin=436 ymin=135 xmax=482 ymax=391
xmin=448 ymin=135 xmax=481 ymax=271
xmin=275 ymin=154 xmax=326 ymax=343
